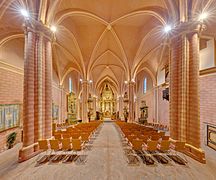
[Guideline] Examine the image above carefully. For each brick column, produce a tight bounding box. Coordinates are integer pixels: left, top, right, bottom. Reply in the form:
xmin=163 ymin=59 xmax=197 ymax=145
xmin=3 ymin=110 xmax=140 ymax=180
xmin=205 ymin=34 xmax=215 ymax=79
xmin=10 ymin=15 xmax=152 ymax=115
xmin=170 ymin=26 xmax=205 ymax=163
xmin=44 ymin=40 xmax=52 ymax=139
xmin=76 ymin=98 xmax=80 ymax=119
xmin=81 ymin=81 xmax=89 ymax=123
xmin=119 ymin=96 xmax=123 ymax=120
xmin=22 ymin=31 xmax=36 ymax=148
xmin=92 ymin=96 xmax=96 ymax=119
xmin=128 ymin=81 xmax=135 ymax=122
xmin=19 ymin=20 xmax=53 ymax=162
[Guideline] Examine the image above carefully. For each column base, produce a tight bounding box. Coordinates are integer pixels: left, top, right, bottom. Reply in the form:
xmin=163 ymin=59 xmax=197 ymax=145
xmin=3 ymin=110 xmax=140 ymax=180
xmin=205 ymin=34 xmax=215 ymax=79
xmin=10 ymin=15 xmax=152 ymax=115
xmin=184 ymin=144 xmax=206 ymax=163
xmin=18 ymin=143 xmax=40 ymax=162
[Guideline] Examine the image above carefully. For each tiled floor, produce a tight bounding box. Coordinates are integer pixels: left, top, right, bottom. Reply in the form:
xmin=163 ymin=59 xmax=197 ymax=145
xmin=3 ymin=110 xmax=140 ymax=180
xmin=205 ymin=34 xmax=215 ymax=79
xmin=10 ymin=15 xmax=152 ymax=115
xmin=0 ymin=122 xmax=216 ymax=180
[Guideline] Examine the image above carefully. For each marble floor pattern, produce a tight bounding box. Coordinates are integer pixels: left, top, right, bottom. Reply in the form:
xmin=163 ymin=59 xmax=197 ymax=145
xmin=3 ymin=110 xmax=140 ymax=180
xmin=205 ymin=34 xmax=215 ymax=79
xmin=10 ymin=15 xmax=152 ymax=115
xmin=0 ymin=122 xmax=216 ymax=180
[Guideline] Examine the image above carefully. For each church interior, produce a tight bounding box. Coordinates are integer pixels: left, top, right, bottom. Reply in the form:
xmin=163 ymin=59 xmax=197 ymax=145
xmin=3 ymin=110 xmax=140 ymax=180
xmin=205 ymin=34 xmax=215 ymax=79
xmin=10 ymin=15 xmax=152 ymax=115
xmin=0 ymin=0 xmax=216 ymax=179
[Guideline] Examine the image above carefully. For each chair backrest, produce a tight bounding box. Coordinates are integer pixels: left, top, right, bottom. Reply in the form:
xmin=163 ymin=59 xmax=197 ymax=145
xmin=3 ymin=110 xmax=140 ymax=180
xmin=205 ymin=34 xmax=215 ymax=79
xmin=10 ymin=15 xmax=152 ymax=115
xmin=151 ymin=135 xmax=160 ymax=141
xmin=160 ymin=140 xmax=170 ymax=151
xmin=49 ymin=139 xmax=59 ymax=150
xmin=72 ymin=139 xmax=82 ymax=151
xmin=175 ymin=141 xmax=185 ymax=151
xmin=147 ymin=141 xmax=158 ymax=151
xmin=71 ymin=133 xmax=81 ymax=139
xmin=38 ymin=140 xmax=48 ymax=150
xmin=126 ymin=135 xmax=133 ymax=143
xmin=63 ymin=134 xmax=71 ymax=139
xmin=131 ymin=139 xmax=143 ymax=150
xmin=61 ymin=138 xmax=71 ymax=150
xmin=54 ymin=134 xmax=62 ymax=140
xmin=158 ymin=131 xmax=165 ymax=137
xmin=137 ymin=135 xmax=148 ymax=142
xmin=162 ymin=136 xmax=170 ymax=140
xmin=81 ymin=133 xmax=89 ymax=142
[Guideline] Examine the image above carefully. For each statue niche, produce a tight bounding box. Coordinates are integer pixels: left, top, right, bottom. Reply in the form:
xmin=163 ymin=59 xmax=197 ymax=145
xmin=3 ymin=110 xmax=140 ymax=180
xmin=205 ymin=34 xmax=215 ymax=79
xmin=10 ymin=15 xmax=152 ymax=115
xmin=139 ymin=100 xmax=148 ymax=124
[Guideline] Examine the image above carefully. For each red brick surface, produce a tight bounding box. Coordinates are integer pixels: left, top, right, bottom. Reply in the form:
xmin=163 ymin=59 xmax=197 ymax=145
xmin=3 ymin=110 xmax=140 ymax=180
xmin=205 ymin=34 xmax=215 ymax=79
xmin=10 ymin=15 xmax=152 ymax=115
xmin=0 ymin=69 xmax=23 ymax=104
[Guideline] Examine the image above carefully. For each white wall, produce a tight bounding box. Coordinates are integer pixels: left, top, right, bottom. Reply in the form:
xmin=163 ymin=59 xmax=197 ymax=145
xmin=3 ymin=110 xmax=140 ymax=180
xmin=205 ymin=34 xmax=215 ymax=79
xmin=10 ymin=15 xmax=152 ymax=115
xmin=157 ymin=69 xmax=165 ymax=86
xmin=200 ymin=39 xmax=215 ymax=70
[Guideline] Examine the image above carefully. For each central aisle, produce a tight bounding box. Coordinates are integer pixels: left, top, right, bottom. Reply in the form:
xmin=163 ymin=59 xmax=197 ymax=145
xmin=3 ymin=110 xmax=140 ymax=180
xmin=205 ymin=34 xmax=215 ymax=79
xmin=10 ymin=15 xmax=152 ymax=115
xmin=1 ymin=121 xmax=216 ymax=180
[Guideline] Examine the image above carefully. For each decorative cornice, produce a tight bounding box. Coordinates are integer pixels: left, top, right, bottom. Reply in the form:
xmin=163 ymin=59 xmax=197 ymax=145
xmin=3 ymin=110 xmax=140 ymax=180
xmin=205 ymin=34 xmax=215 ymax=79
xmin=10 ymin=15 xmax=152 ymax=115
xmin=200 ymin=66 xmax=216 ymax=76
xmin=0 ymin=60 xmax=23 ymax=75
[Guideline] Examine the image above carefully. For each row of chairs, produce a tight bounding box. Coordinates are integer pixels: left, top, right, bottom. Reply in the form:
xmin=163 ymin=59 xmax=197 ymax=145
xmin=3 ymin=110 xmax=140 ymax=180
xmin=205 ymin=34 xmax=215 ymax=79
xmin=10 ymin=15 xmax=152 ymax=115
xmin=117 ymin=122 xmax=169 ymax=142
xmin=38 ymin=138 xmax=84 ymax=154
xmin=115 ymin=121 xmax=187 ymax=165
xmin=37 ymin=121 xmax=103 ymax=164
xmin=53 ymin=121 xmax=102 ymax=141
xmin=145 ymin=122 xmax=169 ymax=131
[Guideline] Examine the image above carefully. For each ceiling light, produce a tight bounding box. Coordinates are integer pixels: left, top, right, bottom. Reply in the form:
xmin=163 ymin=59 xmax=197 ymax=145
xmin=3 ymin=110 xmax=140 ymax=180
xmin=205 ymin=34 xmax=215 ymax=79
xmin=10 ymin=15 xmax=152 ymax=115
xmin=164 ymin=25 xmax=172 ymax=33
xmin=80 ymin=79 xmax=83 ymax=82
xmin=89 ymin=80 xmax=93 ymax=83
xmin=124 ymin=81 xmax=128 ymax=84
xmin=198 ymin=12 xmax=208 ymax=21
xmin=51 ymin=26 xmax=57 ymax=33
xmin=20 ymin=9 xmax=29 ymax=18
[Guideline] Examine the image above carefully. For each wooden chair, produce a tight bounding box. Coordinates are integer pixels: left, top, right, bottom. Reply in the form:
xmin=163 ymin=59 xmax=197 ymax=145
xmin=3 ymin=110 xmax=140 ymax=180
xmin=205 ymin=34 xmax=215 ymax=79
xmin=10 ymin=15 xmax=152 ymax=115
xmin=71 ymin=139 xmax=82 ymax=152
xmin=62 ymin=138 xmax=72 ymax=152
xmin=71 ymin=133 xmax=81 ymax=139
xmin=62 ymin=133 xmax=71 ymax=139
xmin=38 ymin=140 xmax=49 ymax=152
xmin=37 ymin=140 xmax=50 ymax=163
xmin=158 ymin=131 xmax=165 ymax=137
xmin=49 ymin=139 xmax=61 ymax=153
xmin=145 ymin=140 xmax=158 ymax=152
xmin=81 ymin=133 xmax=90 ymax=143
xmin=162 ymin=136 xmax=170 ymax=140
xmin=151 ymin=135 xmax=160 ymax=141
xmin=72 ymin=139 xmax=86 ymax=163
xmin=131 ymin=139 xmax=144 ymax=151
xmin=54 ymin=134 xmax=62 ymax=142
xmin=158 ymin=140 xmax=171 ymax=152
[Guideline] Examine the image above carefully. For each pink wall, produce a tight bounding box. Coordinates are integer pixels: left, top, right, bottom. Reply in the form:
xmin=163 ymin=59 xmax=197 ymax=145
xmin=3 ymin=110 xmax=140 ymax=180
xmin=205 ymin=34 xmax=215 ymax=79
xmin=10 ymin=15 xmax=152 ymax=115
xmin=138 ymin=89 xmax=155 ymax=123
xmin=0 ymin=69 xmax=23 ymax=104
xmin=157 ymin=86 xmax=169 ymax=125
xmin=200 ymin=73 xmax=216 ymax=126
xmin=0 ymin=68 xmax=23 ymax=150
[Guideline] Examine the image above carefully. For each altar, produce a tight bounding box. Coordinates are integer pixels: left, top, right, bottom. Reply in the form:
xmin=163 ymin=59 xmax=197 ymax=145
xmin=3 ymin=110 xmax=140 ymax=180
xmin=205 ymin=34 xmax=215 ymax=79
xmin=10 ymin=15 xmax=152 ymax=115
xmin=103 ymin=117 xmax=112 ymax=122
xmin=99 ymin=83 xmax=116 ymax=118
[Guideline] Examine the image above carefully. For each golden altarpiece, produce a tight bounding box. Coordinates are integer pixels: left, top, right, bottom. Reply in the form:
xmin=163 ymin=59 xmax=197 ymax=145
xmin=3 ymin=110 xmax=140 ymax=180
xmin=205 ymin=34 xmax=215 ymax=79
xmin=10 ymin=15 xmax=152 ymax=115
xmin=67 ymin=92 xmax=77 ymax=123
xmin=99 ymin=84 xmax=116 ymax=118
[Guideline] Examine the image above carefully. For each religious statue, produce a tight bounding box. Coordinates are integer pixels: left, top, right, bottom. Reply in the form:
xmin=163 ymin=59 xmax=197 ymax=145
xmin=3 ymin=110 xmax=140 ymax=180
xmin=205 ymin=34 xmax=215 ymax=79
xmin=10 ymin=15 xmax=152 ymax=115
xmin=123 ymin=106 xmax=129 ymax=122
xmin=88 ymin=108 xmax=93 ymax=122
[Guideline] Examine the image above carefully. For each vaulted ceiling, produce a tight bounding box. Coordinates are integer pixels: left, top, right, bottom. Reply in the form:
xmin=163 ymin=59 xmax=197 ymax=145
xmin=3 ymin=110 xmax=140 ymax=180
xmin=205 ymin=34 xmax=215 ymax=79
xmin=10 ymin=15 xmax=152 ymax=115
xmin=0 ymin=0 xmax=216 ymax=96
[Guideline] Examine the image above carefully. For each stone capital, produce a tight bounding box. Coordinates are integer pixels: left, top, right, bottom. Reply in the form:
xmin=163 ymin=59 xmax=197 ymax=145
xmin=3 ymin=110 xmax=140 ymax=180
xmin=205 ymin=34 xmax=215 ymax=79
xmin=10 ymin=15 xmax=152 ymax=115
xmin=128 ymin=81 xmax=135 ymax=86
xmin=169 ymin=21 xmax=206 ymax=41
xmin=23 ymin=19 xmax=53 ymax=41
